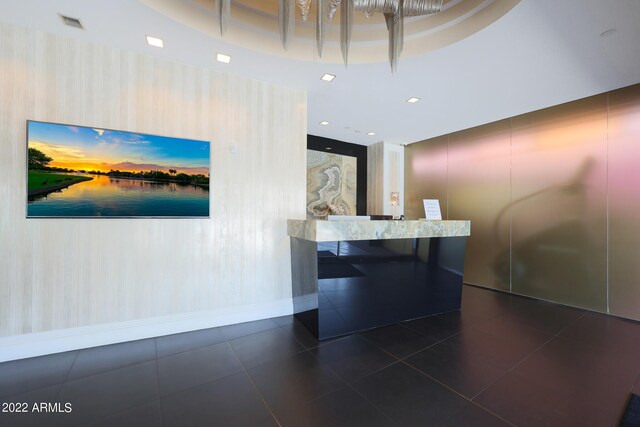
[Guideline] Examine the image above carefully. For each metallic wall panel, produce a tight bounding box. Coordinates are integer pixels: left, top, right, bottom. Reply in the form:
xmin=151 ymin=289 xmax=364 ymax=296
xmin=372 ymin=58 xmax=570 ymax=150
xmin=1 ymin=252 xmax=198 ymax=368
xmin=448 ymin=120 xmax=511 ymax=290
xmin=510 ymin=95 xmax=608 ymax=311
xmin=608 ymin=85 xmax=640 ymax=320
xmin=404 ymin=135 xmax=448 ymax=220
xmin=406 ymin=84 xmax=640 ymax=319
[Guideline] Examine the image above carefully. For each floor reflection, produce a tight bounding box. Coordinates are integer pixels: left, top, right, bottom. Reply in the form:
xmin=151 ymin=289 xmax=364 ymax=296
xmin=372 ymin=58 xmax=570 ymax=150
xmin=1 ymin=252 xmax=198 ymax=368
xmin=299 ymin=238 xmax=467 ymax=340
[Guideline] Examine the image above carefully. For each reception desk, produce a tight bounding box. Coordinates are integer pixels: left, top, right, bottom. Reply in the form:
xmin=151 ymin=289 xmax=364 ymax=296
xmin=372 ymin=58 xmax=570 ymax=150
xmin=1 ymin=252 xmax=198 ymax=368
xmin=288 ymin=219 xmax=471 ymax=339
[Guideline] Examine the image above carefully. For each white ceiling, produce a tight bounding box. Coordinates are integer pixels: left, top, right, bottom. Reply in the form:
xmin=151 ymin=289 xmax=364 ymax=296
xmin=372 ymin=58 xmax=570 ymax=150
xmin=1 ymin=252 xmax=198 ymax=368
xmin=1 ymin=0 xmax=639 ymax=146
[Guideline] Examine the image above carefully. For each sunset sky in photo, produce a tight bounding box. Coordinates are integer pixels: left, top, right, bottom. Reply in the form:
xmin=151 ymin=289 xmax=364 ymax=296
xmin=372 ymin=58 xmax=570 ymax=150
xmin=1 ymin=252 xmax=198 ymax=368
xmin=28 ymin=121 xmax=210 ymax=175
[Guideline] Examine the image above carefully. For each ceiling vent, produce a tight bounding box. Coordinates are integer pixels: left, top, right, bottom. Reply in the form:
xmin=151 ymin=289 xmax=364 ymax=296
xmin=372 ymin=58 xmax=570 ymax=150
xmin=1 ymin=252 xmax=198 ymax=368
xmin=58 ymin=14 xmax=84 ymax=30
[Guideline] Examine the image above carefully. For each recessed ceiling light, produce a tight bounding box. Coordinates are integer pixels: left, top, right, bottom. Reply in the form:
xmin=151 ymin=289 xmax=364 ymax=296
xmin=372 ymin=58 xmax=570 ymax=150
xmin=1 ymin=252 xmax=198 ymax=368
xmin=319 ymin=121 xmax=329 ymax=125
xmin=217 ymin=53 xmax=231 ymax=63
xmin=321 ymin=73 xmax=336 ymax=82
xmin=146 ymin=36 xmax=164 ymax=48
xmin=367 ymin=132 xmax=376 ymax=136
xmin=326 ymin=147 xmax=332 ymax=150
xmin=58 ymin=14 xmax=84 ymax=30
xmin=407 ymin=97 xmax=421 ymax=103
xmin=600 ymin=28 xmax=617 ymax=38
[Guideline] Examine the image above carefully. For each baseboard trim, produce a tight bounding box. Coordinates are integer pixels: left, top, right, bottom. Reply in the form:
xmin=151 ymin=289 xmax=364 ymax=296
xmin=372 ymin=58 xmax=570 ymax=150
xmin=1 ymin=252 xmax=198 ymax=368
xmin=0 ymin=298 xmax=294 ymax=363
xmin=292 ymin=294 xmax=317 ymax=313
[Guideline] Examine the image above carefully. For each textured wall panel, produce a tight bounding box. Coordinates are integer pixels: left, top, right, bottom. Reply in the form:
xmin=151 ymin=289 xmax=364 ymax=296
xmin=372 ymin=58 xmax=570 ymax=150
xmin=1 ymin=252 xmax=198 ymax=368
xmin=367 ymin=142 xmax=384 ymax=215
xmin=608 ymin=85 xmax=640 ymax=320
xmin=448 ymin=120 xmax=511 ymax=290
xmin=510 ymin=95 xmax=608 ymax=311
xmin=367 ymin=142 xmax=405 ymax=216
xmin=0 ymin=24 xmax=307 ymax=336
xmin=385 ymin=143 xmax=405 ymax=217
xmin=404 ymin=135 xmax=448 ymax=220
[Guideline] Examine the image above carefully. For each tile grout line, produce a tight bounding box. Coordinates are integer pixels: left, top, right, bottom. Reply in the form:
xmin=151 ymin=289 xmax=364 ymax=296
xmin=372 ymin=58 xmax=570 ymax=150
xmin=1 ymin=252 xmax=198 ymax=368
xmin=399 ymin=359 xmax=516 ymax=427
xmin=463 ymin=282 xmax=594 ymax=315
xmin=154 ymin=338 xmax=165 ymax=427
xmin=356 ymin=335 xmax=405 ymax=362
xmin=438 ymin=401 xmax=517 ymax=427
xmin=399 ymin=358 xmax=481 ymax=402
xmin=154 ymin=367 xmax=244 ymax=401
xmin=224 ymin=340 xmax=283 ymax=427
xmin=305 ymin=350 xmax=399 ymax=426
xmin=51 ymin=356 xmax=158 ymax=389
xmin=363 ymin=320 xmax=459 ymax=358
xmin=274 ymin=349 xmax=353 ymax=406
xmin=403 ymin=308 xmax=591 ymax=423
xmin=343 ymin=382 xmax=402 ymax=427
xmin=155 ymin=339 xmax=226 ymax=360
xmin=154 ymin=326 xmax=311 ymax=402
xmin=277 ymin=314 xmax=356 ymax=352
xmin=68 ymin=345 xmax=165 ymax=426
xmin=394 ymin=330 xmax=465 ymax=362
xmin=554 ymin=311 xmax=588 ymax=338
xmin=83 ymin=399 xmax=163 ymax=426
xmin=468 ymin=310 xmax=588 ymax=401
xmin=12 ymin=342 xmax=170 ymax=427
xmin=155 ymin=323 xmax=280 ymax=360
xmin=218 ymin=320 xmax=280 ymax=342
xmin=337 ymin=353 xmax=400 ymax=384
xmin=53 ymin=350 xmax=80 ymax=401
xmin=4 ymin=300 xmax=631 ymax=427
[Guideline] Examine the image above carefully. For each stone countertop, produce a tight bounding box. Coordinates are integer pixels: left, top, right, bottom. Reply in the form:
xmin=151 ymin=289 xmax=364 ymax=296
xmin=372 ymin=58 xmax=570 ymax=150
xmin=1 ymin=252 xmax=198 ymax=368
xmin=287 ymin=219 xmax=470 ymax=242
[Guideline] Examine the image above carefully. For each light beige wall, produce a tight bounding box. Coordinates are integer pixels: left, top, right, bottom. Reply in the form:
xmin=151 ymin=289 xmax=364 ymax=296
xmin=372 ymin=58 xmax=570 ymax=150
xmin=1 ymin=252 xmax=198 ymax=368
xmin=384 ymin=143 xmax=405 ymax=217
xmin=0 ymin=24 xmax=307 ymax=337
xmin=405 ymin=83 xmax=640 ymax=321
xmin=367 ymin=141 xmax=404 ymax=216
xmin=367 ymin=142 xmax=384 ymax=215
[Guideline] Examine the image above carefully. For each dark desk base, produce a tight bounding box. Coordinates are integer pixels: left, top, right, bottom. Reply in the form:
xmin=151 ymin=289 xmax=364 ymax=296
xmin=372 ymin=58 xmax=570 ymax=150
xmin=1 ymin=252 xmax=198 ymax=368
xmin=291 ymin=237 xmax=467 ymax=340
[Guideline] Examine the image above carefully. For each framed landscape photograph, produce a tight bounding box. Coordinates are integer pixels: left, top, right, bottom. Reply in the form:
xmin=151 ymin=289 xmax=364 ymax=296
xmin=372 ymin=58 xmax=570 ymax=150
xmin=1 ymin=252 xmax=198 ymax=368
xmin=26 ymin=120 xmax=210 ymax=218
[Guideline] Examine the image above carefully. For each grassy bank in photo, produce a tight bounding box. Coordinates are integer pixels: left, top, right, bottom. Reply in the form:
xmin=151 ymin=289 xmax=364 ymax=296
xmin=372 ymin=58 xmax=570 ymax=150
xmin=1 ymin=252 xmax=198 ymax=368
xmin=28 ymin=171 xmax=93 ymax=196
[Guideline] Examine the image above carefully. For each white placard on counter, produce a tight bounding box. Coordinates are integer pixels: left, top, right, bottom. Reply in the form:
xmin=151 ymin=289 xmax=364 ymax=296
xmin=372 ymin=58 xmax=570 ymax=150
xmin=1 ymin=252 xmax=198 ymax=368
xmin=423 ymin=199 xmax=442 ymax=220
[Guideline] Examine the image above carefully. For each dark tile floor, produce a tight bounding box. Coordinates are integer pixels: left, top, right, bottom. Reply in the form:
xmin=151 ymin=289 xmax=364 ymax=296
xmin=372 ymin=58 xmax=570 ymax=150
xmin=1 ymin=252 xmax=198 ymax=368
xmin=1 ymin=285 xmax=639 ymax=426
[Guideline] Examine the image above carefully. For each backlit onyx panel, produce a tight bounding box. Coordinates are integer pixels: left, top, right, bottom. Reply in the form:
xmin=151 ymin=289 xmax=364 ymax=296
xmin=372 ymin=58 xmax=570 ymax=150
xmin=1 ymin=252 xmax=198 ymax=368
xmin=448 ymin=120 xmax=511 ymax=291
xmin=608 ymin=85 xmax=640 ymax=320
xmin=510 ymin=95 xmax=608 ymax=311
xmin=404 ymin=135 xmax=448 ymax=220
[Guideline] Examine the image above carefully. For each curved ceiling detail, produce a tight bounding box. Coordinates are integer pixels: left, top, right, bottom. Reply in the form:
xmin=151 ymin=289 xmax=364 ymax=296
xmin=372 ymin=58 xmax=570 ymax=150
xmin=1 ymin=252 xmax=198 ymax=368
xmin=140 ymin=0 xmax=520 ymax=64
